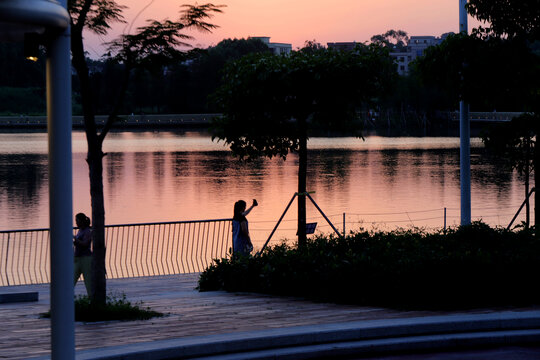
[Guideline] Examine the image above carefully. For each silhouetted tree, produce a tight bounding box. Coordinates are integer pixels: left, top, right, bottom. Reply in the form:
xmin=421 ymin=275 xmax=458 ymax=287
xmin=483 ymin=114 xmax=537 ymax=228
xmin=212 ymin=45 xmax=395 ymax=247
xmin=371 ymin=30 xmax=409 ymax=52
xmin=166 ymin=37 xmax=270 ymax=112
xmin=69 ymin=0 xmax=224 ymax=304
xmin=466 ymin=0 xmax=540 ymax=230
xmin=414 ymin=33 xmax=538 ymax=112
xmin=466 ymin=0 xmax=540 ymax=40
xmin=0 ymin=43 xmax=46 ymax=114
xmin=300 ymin=40 xmax=325 ymax=53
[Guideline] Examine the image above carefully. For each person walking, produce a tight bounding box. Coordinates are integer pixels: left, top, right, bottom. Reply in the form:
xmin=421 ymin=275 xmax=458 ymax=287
xmin=73 ymin=212 xmax=93 ymax=296
xmin=232 ymin=199 xmax=258 ymax=256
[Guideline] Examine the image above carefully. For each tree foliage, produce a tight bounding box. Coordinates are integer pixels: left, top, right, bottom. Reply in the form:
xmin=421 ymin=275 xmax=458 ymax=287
xmin=69 ymin=0 xmax=126 ymax=35
xmin=371 ymin=30 xmax=409 ymax=52
xmin=0 ymin=43 xmax=47 ymax=115
xmin=414 ymin=33 xmax=539 ymax=111
xmin=483 ymin=114 xmax=537 ymax=175
xmin=105 ymin=4 xmax=224 ymax=70
xmin=300 ymin=40 xmax=326 ymax=53
xmin=465 ymin=0 xmax=540 ymax=231
xmin=482 ymin=114 xmax=538 ymax=227
xmin=165 ymin=37 xmax=271 ymax=112
xmin=466 ymin=0 xmax=540 ymax=40
xmin=212 ymin=45 xmax=395 ymax=160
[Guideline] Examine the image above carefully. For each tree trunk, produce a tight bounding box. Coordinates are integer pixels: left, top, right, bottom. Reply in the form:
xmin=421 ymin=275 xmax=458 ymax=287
xmin=525 ymin=137 xmax=530 ymax=228
xmin=87 ymin=144 xmax=107 ymax=305
xmin=71 ymin=25 xmax=107 ymax=304
xmin=297 ymin=122 xmax=308 ymax=249
xmin=535 ymin=120 xmax=540 ymax=237
xmin=525 ymin=167 xmax=530 ymax=228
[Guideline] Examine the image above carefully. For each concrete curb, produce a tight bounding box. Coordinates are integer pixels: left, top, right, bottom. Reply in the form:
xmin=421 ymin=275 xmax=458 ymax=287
xmin=56 ymin=310 xmax=540 ymax=360
xmin=189 ymin=329 xmax=540 ymax=360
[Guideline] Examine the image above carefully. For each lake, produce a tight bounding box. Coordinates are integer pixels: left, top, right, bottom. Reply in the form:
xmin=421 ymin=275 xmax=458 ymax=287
xmin=0 ymin=129 xmax=531 ymax=248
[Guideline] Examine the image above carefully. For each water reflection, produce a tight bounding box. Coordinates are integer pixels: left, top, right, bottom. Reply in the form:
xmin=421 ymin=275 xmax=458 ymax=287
xmin=0 ymin=154 xmax=48 ymax=229
xmin=106 ymin=152 xmax=125 ymax=197
xmin=0 ymin=131 xmax=531 ymax=248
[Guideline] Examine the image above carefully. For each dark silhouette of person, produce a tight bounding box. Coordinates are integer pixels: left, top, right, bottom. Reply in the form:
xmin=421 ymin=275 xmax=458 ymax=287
xmin=232 ymin=199 xmax=258 ymax=255
xmin=73 ymin=212 xmax=92 ymax=296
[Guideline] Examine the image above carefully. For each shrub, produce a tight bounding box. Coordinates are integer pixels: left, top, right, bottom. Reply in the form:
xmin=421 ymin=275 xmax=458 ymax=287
xmin=41 ymin=292 xmax=163 ymax=322
xmin=198 ymin=222 xmax=540 ymax=309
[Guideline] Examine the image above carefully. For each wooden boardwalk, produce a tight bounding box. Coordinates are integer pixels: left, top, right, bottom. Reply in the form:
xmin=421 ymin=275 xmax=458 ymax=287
xmin=0 ymin=274 xmax=535 ymax=359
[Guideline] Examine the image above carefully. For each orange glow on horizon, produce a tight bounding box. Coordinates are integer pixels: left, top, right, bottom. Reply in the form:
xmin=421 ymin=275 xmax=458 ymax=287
xmin=83 ymin=0 xmax=485 ymax=57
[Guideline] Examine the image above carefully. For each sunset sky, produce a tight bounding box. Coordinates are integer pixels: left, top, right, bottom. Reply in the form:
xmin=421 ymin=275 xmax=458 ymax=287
xmin=84 ymin=0 xmax=484 ymax=57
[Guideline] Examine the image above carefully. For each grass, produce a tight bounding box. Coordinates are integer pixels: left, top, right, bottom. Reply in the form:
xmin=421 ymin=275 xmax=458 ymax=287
xmin=198 ymin=222 xmax=540 ymax=310
xmin=41 ymin=292 xmax=164 ymax=322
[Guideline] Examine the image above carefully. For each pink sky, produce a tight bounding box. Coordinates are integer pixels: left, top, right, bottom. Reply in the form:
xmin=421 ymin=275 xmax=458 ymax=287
xmin=84 ymin=0 xmax=484 ymax=57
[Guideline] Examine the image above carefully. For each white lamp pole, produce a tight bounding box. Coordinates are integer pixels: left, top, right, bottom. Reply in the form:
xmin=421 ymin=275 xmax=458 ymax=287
xmin=47 ymin=1 xmax=74 ymax=358
xmin=0 ymin=1 xmax=73 ymax=358
xmin=459 ymin=0 xmax=471 ymax=225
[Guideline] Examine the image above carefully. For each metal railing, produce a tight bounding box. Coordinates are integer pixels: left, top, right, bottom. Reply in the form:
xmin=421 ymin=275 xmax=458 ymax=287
xmin=248 ymin=204 xmax=533 ymax=247
xmin=0 ymin=114 xmax=220 ymax=128
xmin=0 ymin=218 xmax=232 ymax=286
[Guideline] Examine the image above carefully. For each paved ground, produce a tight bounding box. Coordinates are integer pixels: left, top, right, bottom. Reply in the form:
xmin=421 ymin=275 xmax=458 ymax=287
xmin=1 ymin=274 xmax=539 ymax=359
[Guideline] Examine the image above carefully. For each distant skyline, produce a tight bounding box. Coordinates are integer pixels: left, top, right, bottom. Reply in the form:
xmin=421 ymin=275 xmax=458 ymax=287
xmin=83 ymin=0 xmax=485 ymax=58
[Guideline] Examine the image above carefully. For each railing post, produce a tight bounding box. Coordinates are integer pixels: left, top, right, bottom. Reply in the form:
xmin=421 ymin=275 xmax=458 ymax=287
xmin=5 ymin=234 xmax=10 ymax=286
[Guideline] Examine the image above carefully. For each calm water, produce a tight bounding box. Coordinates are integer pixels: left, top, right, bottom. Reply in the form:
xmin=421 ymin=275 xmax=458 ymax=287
xmin=0 ymin=130 xmax=531 ymax=247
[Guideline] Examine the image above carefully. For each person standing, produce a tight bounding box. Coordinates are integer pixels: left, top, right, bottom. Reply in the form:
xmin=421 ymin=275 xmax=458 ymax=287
xmin=232 ymin=199 xmax=258 ymax=256
xmin=73 ymin=212 xmax=92 ymax=296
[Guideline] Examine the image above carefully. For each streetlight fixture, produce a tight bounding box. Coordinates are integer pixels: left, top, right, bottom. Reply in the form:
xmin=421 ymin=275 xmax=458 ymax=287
xmin=0 ymin=1 xmax=74 ymax=359
xmin=24 ymin=32 xmax=41 ymax=61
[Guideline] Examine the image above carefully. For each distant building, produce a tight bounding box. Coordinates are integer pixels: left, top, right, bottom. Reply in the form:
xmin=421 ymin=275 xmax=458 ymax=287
xmin=250 ymin=36 xmax=292 ymax=55
xmin=407 ymin=36 xmax=440 ymax=58
xmin=390 ymin=35 xmax=452 ymax=75
xmin=325 ymin=34 xmax=451 ymax=76
xmin=389 ymin=50 xmax=412 ymax=76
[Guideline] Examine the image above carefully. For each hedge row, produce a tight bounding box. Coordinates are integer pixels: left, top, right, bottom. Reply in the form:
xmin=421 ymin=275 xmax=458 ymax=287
xmin=198 ymin=222 xmax=540 ymax=309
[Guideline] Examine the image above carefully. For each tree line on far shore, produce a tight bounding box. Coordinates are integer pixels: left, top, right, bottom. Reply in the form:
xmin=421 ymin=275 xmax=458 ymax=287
xmin=1 ymin=31 xmax=538 ymax=134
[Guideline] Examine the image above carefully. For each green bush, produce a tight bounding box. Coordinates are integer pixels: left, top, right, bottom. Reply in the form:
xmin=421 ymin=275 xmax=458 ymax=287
xmin=41 ymin=293 xmax=163 ymax=322
xmin=198 ymin=222 xmax=540 ymax=309
xmin=0 ymin=87 xmax=45 ymax=115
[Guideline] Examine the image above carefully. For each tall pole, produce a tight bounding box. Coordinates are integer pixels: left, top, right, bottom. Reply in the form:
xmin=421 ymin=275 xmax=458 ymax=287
xmin=459 ymin=0 xmax=471 ymax=225
xmin=47 ymin=0 xmax=74 ymax=357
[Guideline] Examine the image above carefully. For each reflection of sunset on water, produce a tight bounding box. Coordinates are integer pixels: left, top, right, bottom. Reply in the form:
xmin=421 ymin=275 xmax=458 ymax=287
xmin=0 ymin=131 xmax=531 ymax=251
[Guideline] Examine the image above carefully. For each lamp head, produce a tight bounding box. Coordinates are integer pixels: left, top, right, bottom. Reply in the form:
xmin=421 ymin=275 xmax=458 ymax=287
xmin=24 ymin=32 xmax=40 ymax=61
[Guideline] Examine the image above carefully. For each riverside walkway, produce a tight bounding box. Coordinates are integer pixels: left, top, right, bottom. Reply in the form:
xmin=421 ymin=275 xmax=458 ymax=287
xmin=0 ymin=114 xmax=216 ymax=128
xmin=1 ymin=274 xmax=540 ymax=359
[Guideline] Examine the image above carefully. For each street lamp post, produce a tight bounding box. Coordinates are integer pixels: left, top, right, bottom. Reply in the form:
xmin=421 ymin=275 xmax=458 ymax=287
xmin=459 ymin=0 xmax=471 ymax=225
xmin=0 ymin=1 xmax=73 ymax=359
